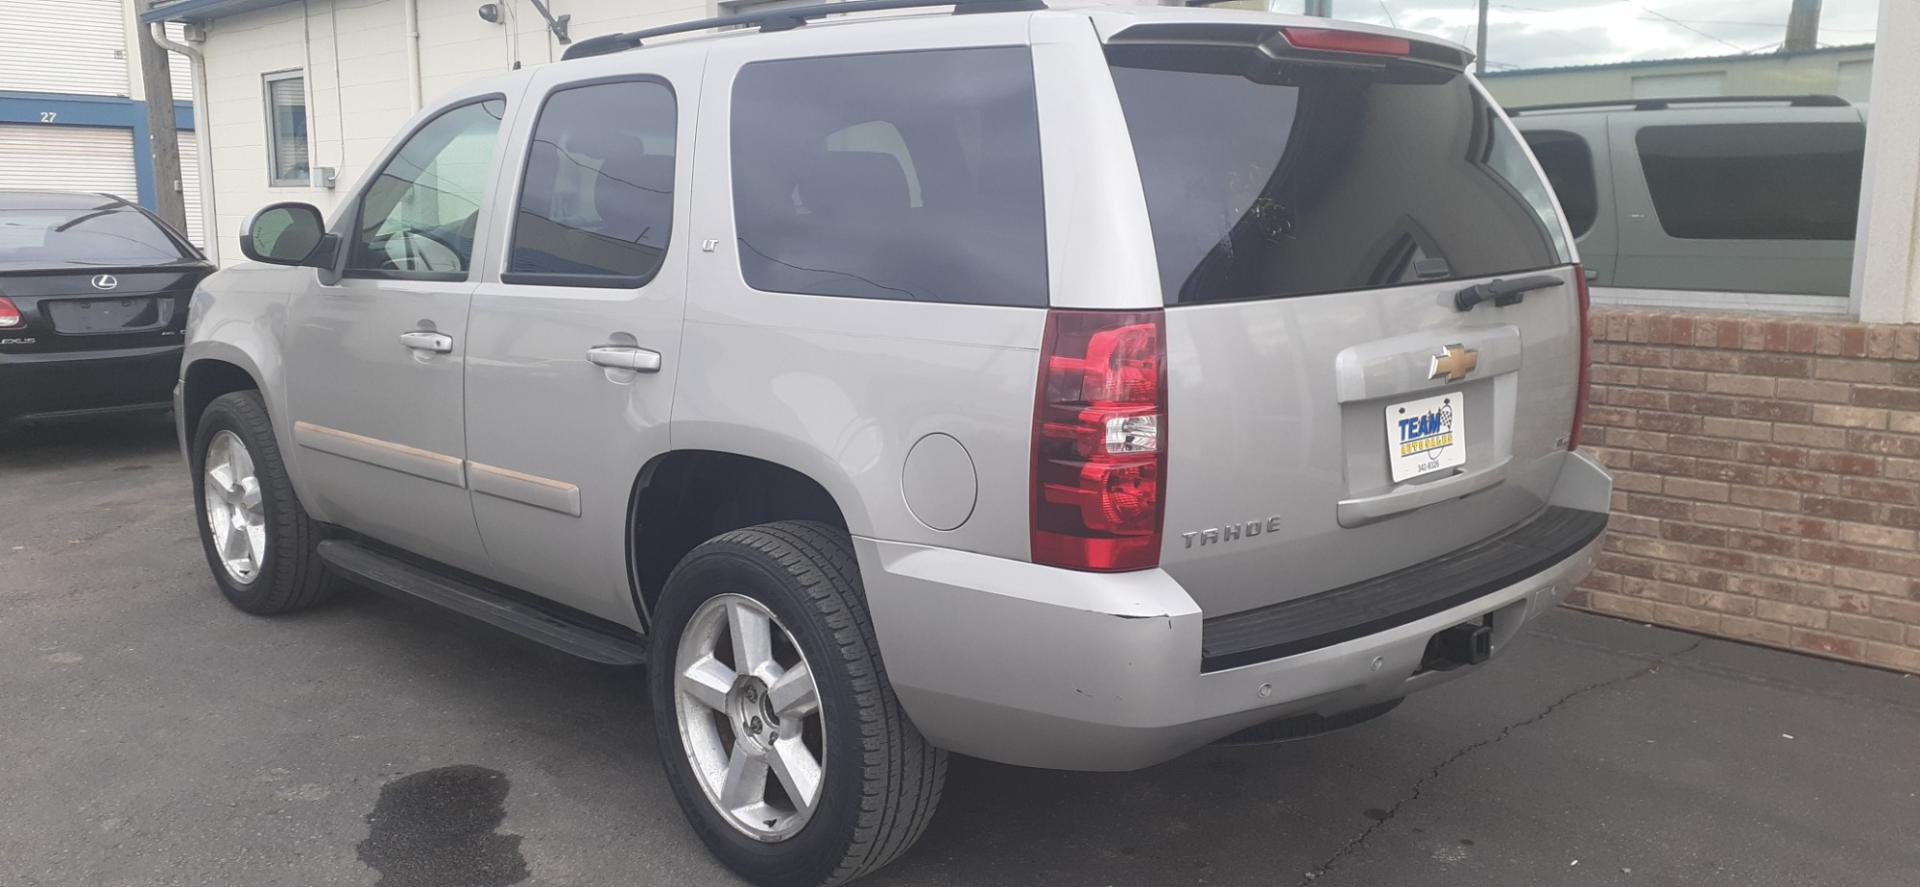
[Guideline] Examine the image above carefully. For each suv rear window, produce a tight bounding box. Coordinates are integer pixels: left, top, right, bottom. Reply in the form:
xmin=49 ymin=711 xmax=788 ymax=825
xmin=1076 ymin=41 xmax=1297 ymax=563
xmin=0 ymin=206 xmax=189 ymax=267
xmin=1636 ymin=122 xmax=1863 ymax=241
xmin=730 ymin=47 xmax=1047 ymax=307
xmin=1109 ymin=49 xmax=1571 ymax=306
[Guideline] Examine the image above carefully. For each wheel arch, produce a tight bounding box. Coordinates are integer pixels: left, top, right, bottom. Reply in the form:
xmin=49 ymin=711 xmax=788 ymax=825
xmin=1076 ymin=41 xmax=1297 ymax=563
xmin=180 ymin=352 xmax=265 ymax=445
xmin=626 ymin=449 xmax=857 ymax=624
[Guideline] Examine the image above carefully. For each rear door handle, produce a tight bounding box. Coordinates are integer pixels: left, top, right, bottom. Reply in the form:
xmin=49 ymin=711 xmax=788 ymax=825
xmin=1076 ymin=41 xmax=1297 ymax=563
xmin=586 ymin=345 xmax=662 ymax=373
xmin=399 ymin=331 xmax=453 ymax=353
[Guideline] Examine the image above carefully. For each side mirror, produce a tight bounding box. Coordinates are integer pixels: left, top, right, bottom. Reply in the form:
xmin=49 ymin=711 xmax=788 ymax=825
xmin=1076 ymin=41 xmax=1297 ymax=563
xmin=240 ymin=202 xmax=329 ymax=266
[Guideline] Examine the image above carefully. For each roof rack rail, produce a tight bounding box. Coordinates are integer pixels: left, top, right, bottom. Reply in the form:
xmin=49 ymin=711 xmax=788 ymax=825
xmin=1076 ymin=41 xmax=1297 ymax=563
xmin=562 ymin=0 xmax=1045 ymax=60
xmin=1506 ymin=94 xmax=1851 ymax=115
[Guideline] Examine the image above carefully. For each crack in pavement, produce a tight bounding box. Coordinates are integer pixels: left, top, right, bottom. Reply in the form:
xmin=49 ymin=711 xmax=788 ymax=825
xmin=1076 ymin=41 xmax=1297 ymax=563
xmin=1295 ymin=639 xmax=1705 ymax=886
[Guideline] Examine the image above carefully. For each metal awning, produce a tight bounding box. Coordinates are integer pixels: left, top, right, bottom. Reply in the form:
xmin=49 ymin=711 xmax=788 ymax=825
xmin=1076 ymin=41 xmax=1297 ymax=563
xmin=139 ymin=0 xmax=298 ymax=24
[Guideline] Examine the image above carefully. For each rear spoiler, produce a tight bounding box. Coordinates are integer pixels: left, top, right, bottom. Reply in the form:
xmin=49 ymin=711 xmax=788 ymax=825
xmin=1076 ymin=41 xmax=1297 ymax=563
xmin=1104 ymin=21 xmax=1472 ymax=72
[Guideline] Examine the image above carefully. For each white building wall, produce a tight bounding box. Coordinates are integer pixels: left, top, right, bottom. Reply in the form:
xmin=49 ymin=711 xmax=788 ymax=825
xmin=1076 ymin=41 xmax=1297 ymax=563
xmin=1855 ymin=0 xmax=1920 ymax=323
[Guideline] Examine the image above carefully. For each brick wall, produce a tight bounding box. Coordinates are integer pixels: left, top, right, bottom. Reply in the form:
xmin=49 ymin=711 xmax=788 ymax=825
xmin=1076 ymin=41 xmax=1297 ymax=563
xmin=1571 ymin=307 xmax=1920 ymax=675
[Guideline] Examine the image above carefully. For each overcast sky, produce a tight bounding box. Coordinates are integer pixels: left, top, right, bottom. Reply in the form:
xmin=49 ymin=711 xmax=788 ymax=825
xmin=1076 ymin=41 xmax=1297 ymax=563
xmin=1313 ymin=0 xmax=1880 ymax=70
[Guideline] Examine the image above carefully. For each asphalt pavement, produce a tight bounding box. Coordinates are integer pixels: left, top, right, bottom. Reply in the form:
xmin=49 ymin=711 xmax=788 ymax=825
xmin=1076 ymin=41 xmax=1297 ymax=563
xmin=3 ymin=415 xmax=1918 ymax=887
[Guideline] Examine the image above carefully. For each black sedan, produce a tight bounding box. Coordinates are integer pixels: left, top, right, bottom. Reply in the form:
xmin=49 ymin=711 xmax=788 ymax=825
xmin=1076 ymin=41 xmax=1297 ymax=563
xmin=0 ymin=191 xmax=213 ymax=425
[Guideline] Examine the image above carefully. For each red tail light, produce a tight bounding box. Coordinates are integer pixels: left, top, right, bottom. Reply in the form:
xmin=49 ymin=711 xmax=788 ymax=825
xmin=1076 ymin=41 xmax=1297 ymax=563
xmin=1031 ymin=310 xmax=1167 ymax=572
xmin=1569 ymin=267 xmax=1592 ymax=450
xmin=1281 ymin=27 xmax=1412 ymax=57
xmin=0 ymin=296 xmax=21 ymax=329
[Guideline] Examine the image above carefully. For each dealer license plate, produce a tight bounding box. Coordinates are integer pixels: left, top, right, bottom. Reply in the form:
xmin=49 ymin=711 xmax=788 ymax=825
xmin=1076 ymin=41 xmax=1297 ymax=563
xmin=1386 ymin=393 xmax=1466 ymax=483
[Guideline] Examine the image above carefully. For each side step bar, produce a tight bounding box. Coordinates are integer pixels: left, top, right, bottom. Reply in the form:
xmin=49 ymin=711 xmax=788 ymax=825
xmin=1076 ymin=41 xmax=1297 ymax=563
xmin=316 ymin=539 xmax=647 ymax=666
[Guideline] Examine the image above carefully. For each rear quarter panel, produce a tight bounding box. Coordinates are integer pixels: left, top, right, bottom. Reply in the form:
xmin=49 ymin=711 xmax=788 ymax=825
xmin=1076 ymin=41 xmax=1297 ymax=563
xmin=673 ymin=13 xmax=1060 ymax=560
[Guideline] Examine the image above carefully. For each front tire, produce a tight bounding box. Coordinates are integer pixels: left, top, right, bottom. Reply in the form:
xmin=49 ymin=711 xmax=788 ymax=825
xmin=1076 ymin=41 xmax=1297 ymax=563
xmin=650 ymin=521 xmax=945 ymax=887
xmin=190 ymin=390 xmax=340 ymax=615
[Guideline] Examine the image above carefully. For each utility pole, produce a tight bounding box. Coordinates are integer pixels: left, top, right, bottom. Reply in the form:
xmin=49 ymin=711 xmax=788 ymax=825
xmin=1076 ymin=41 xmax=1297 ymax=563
xmin=1784 ymin=0 xmax=1822 ymax=51
xmin=1475 ymin=0 xmax=1489 ymax=74
xmin=136 ymin=13 xmax=187 ymax=234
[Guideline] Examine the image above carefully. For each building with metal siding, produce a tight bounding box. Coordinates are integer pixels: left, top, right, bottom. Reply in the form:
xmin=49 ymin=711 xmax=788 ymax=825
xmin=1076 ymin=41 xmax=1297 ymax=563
xmin=1479 ymin=44 xmax=1876 ymax=110
xmin=0 ymin=0 xmax=202 ymax=245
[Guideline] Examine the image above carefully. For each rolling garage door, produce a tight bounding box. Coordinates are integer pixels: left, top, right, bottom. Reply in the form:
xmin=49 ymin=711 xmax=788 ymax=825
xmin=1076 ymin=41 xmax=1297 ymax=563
xmin=0 ymin=125 xmax=139 ymax=202
xmin=0 ymin=0 xmax=129 ymax=97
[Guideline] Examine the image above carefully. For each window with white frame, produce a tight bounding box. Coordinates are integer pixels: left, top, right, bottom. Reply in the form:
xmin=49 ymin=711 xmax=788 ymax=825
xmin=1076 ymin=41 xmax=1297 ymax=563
xmin=264 ymin=71 xmax=310 ymax=187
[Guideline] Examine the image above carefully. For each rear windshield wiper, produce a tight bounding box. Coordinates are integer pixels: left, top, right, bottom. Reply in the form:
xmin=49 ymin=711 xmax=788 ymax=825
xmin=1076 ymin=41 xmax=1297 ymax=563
xmin=1454 ymin=274 xmax=1564 ymax=311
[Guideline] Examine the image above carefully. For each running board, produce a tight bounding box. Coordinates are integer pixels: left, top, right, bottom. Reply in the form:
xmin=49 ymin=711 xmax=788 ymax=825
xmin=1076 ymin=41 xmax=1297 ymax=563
xmin=316 ymin=539 xmax=647 ymax=666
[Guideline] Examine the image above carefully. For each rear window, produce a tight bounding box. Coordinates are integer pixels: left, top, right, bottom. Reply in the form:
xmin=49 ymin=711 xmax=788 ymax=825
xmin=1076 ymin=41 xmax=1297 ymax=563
xmin=0 ymin=206 xmax=189 ymax=266
xmin=1523 ymin=130 xmax=1599 ymax=239
xmin=1109 ymin=49 xmax=1571 ymax=306
xmin=730 ymin=47 xmax=1047 ymax=307
xmin=1636 ymin=123 xmax=1863 ymax=241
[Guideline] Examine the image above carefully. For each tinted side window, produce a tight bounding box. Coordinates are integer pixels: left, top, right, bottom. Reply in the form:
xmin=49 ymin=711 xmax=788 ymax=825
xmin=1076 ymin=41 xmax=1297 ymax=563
xmin=1523 ymin=130 xmax=1598 ymax=239
xmin=508 ymin=79 xmax=676 ymax=286
xmin=348 ymin=98 xmax=506 ymax=278
xmin=730 ymin=48 xmax=1047 ymax=307
xmin=1636 ymin=122 xmax=1864 ymax=240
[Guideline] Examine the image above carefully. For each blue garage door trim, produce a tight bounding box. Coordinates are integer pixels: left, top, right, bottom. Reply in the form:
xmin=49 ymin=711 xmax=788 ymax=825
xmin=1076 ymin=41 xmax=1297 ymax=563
xmin=0 ymin=91 xmax=195 ymax=211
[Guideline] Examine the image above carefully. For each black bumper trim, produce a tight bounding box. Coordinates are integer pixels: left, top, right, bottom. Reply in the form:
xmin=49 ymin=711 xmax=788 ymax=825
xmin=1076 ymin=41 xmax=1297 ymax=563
xmin=1200 ymin=506 xmax=1608 ymax=672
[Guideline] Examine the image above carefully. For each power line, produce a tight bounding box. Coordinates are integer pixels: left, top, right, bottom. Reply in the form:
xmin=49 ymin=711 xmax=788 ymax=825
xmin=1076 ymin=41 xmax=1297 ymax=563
xmin=1618 ymin=1 xmax=1752 ymax=54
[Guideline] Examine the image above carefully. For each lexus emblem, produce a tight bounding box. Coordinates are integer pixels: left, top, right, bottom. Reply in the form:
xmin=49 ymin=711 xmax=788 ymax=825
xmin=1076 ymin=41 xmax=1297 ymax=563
xmin=90 ymin=274 xmax=119 ymax=291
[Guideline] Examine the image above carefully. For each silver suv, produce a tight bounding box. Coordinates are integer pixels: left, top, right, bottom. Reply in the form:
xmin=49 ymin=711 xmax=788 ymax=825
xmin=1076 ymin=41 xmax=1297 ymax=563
xmin=176 ymin=3 xmax=1611 ymax=884
xmin=1510 ymin=95 xmax=1866 ymax=298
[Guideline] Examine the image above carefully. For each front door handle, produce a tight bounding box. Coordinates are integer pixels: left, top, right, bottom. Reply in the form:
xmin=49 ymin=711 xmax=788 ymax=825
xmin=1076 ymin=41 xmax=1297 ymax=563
xmin=399 ymin=331 xmax=453 ymax=353
xmin=586 ymin=345 xmax=662 ymax=373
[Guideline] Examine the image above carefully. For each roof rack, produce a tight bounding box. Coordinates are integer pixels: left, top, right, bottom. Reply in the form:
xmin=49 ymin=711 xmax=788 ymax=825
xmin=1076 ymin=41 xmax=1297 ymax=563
xmin=562 ymin=0 xmax=1045 ymax=60
xmin=1506 ymin=94 xmax=1851 ymax=115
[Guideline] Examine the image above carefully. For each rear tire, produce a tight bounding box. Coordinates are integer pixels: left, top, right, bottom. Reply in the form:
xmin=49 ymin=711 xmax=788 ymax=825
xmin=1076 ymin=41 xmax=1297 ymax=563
xmin=649 ymin=521 xmax=945 ymax=887
xmin=190 ymin=390 xmax=340 ymax=615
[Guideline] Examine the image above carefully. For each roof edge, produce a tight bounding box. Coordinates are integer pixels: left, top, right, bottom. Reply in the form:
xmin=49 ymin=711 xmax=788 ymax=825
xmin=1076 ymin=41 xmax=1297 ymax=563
xmin=140 ymin=0 xmax=299 ymax=25
xmin=1483 ymin=42 xmax=1874 ymax=78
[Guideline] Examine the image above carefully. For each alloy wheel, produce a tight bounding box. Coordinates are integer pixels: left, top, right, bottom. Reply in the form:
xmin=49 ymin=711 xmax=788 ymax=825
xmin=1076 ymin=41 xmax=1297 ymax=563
xmin=673 ymin=593 xmax=826 ymax=842
xmin=202 ymin=429 xmax=266 ymax=584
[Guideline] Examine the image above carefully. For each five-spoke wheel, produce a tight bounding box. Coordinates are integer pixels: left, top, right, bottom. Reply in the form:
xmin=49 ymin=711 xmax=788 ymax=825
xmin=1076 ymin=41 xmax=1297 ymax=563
xmin=650 ymin=521 xmax=946 ymax=887
xmin=202 ymin=429 xmax=267 ymax=584
xmin=675 ymin=593 xmax=826 ymax=841
xmin=191 ymin=390 xmax=340 ymax=615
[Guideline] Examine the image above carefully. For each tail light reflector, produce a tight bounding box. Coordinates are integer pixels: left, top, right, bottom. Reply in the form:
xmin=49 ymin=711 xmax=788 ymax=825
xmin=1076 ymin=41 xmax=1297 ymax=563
xmin=0 ymin=296 xmax=21 ymax=329
xmin=1280 ymin=27 xmax=1413 ymax=57
xmin=1569 ymin=267 xmax=1592 ymax=450
xmin=1031 ymin=310 xmax=1167 ymax=572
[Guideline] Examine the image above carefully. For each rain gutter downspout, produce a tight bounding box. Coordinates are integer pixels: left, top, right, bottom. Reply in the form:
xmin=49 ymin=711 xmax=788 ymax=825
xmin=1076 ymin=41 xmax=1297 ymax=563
xmin=148 ymin=22 xmax=220 ymax=265
xmin=404 ymin=0 xmax=422 ymax=111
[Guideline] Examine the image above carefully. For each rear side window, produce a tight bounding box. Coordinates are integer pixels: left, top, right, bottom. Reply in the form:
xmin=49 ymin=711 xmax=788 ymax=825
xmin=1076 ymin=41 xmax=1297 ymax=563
xmin=1109 ymin=51 xmax=1570 ymax=306
xmin=1523 ymin=130 xmax=1599 ymax=239
xmin=0 ymin=206 xmax=189 ymax=266
xmin=508 ymin=79 xmax=676 ymax=286
xmin=1636 ymin=123 xmax=1863 ymax=241
xmin=730 ymin=47 xmax=1047 ymax=307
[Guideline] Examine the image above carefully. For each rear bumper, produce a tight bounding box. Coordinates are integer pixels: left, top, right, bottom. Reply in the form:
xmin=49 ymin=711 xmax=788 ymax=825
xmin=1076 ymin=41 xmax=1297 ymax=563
xmin=859 ymin=450 xmax=1612 ymax=771
xmin=0 ymin=344 xmax=181 ymax=422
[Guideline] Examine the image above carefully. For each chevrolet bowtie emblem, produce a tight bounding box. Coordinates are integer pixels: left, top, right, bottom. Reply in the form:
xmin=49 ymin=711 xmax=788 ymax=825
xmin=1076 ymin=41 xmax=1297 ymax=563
xmin=1429 ymin=344 xmax=1479 ymax=382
